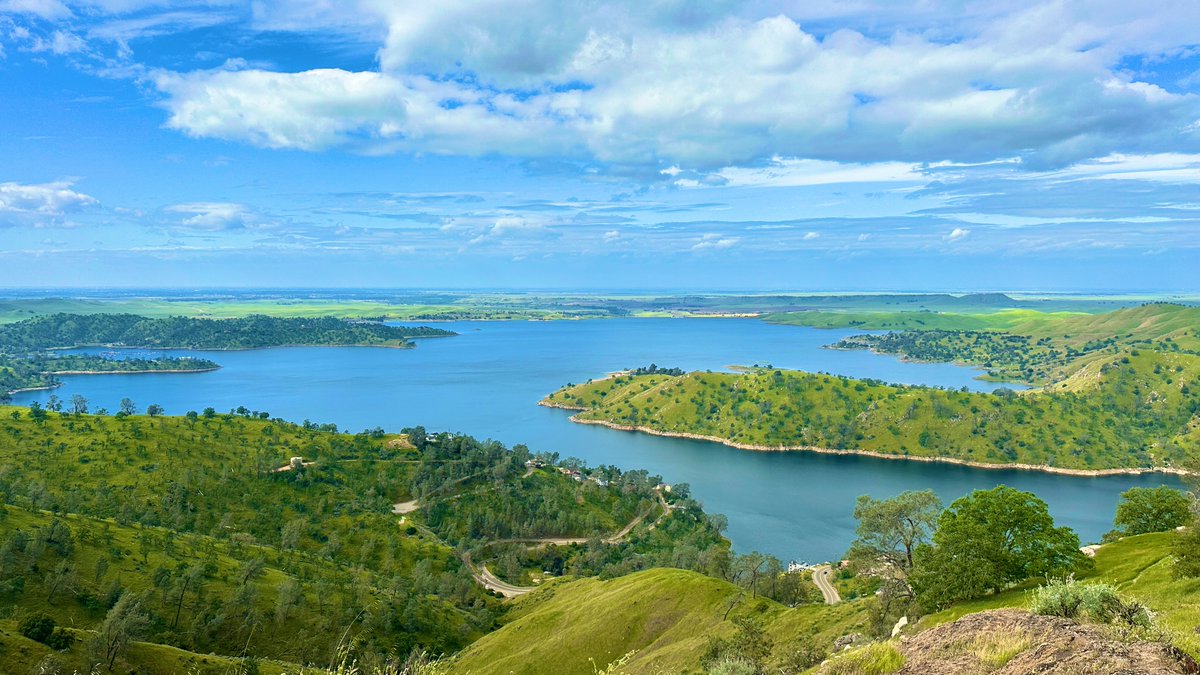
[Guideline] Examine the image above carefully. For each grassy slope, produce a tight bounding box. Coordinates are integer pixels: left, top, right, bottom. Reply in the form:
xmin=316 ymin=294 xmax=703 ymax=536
xmin=544 ymin=349 xmax=1200 ymax=470
xmin=0 ymin=622 xmax=294 ymax=675
xmin=454 ymin=532 xmax=1200 ymax=675
xmin=920 ymin=531 xmax=1200 ymax=657
xmin=763 ymin=309 xmax=1088 ymax=331
xmin=450 ymin=568 xmax=870 ymax=675
xmin=781 ymin=304 xmax=1200 ymax=385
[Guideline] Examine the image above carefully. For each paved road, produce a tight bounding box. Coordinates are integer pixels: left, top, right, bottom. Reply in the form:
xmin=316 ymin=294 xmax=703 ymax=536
xmin=812 ymin=565 xmax=841 ymax=605
xmin=467 ymin=555 xmax=535 ymax=598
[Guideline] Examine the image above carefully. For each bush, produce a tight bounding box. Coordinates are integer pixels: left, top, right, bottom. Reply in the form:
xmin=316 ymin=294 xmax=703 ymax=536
xmin=779 ymin=633 xmax=827 ymax=671
xmin=18 ymin=613 xmax=56 ymax=644
xmin=707 ymin=657 xmax=760 ymax=675
xmin=45 ymin=627 xmax=75 ymax=651
xmin=818 ymin=642 xmax=905 ymax=675
xmin=1029 ymin=578 xmax=1151 ymax=627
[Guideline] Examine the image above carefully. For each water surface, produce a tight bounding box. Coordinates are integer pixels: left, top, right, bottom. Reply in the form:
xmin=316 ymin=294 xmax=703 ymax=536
xmin=13 ymin=318 xmax=1182 ymax=562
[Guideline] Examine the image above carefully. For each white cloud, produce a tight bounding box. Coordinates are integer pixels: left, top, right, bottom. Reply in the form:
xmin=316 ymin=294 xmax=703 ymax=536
xmin=691 ymin=235 xmax=739 ymax=251
xmin=945 ymin=227 xmax=970 ymax=241
xmin=713 ymin=159 xmax=926 ymax=188
xmin=141 ymin=4 xmax=1200 ymax=174
xmin=603 ymin=229 xmax=621 ymax=241
xmin=0 ymin=0 xmax=70 ymax=19
xmin=803 ymin=231 xmax=820 ymax=240
xmin=165 ymin=202 xmax=259 ymax=230
xmin=0 ymin=180 xmax=99 ymax=226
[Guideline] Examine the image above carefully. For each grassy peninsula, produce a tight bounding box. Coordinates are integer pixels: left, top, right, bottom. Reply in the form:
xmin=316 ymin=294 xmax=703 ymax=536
xmin=543 ymin=348 xmax=1200 ymax=472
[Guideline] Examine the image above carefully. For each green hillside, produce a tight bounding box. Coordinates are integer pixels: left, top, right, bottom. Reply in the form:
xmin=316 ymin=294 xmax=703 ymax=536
xmin=450 ymin=567 xmax=869 ymax=675
xmin=450 ymin=530 xmax=1200 ymax=674
xmin=0 ymin=406 xmax=732 ymax=672
xmin=827 ymin=304 xmax=1200 ymax=384
xmin=543 ymin=349 xmax=1200 ymax=471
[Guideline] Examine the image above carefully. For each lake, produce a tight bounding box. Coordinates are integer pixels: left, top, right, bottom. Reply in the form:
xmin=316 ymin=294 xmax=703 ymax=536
xmin=11 ymin=318 xmax=1185 ymax=562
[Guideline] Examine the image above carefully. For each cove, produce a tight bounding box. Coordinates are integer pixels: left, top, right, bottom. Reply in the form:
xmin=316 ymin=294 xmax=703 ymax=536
xmin=10 ymin=318 xmax=1184 ymax=563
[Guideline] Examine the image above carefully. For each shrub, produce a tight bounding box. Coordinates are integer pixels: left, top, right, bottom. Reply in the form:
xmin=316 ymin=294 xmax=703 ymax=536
xmin=18 ymin=613 xmax=56 ymax=644
xmin=818 ymin=642 xmax=905 ymax=675
xmin=706 ymin=657 xmax=759 ymax=675
xmin=45 ymin=627 xmax=75 ymax=651
xmin=779 ymin=633 xmax=827 ymax=671
xmin=1029 ymin=578 xmax=1151 ymax=627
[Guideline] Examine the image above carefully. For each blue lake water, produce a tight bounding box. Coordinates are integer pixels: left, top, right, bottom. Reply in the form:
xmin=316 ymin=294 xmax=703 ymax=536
xmin=11 ymin=318 xmax=1185 ymax=562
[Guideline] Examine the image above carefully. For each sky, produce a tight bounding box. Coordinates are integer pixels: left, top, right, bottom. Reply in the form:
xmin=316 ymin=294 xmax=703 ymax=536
xmin=0 ymin=1 xmax=1198 ymax=291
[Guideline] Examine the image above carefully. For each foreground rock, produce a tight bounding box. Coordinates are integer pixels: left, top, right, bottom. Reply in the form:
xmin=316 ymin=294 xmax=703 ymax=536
xmin=896 ymin=609 xmax=1198 ymax=674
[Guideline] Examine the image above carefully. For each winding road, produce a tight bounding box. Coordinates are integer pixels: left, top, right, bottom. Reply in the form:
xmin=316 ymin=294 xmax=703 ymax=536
xmin=812 ymin=565 xmax=841 ymax=605
xmin=458 ymin=489 xmax=678 ymax=597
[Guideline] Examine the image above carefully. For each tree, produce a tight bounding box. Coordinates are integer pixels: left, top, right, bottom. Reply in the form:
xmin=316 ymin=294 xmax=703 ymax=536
xmin=146 ymin=404 xmax=164 ymax=417
xmin=848 ymin=490 xmax=942 ymax=575
xmin=46 ymin=394 xmax=62 ymax=412
xmin=90 ymin=591 xmax=149 ymax=671
xmin=119 ymin=398 xmax=136 ymax=416
xmin=1110 ymin=486 xmax=1192 ymax=538
xmin=71 ymin=394 xmax=89 ymax=415
xmin=911 ymin=486 xmax=1085 ymax=608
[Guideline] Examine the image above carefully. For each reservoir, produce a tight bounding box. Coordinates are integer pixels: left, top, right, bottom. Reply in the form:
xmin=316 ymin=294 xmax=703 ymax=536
xmin=11 ymin=318 xmax=1185 ymax=562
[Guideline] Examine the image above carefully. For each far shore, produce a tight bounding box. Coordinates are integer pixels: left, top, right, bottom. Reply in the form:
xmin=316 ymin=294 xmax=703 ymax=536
xmin=538 ymin=400 xmax=1192 ymax=478
xmin=46 ymin=342 xmax=418 ymax=353
xmin=46 ymin=366 xmax=222 ymax=375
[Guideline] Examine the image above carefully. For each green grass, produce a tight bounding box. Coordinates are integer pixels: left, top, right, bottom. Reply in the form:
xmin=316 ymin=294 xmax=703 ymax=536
xmin=814 ymin=641 xmax=904 ymax=674
xmin=763 ymin=309 xmax=1088 ymax=332
xmin=0 ymin=621 xmax=296 ymax=675
xmin=449 ymin=568 xmax=870 ymax=675
xmin=545 ymin=348 xmax=1200 ymax=471
xmin=919 ymin=531 xmax=1200 ymax=658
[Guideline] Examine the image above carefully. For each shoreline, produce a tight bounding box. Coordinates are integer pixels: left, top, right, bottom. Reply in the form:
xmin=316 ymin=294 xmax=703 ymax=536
xmin=47 ymin=342 xmax=418 ymax=352
xmin=45 ymin=366 xmax=222 ymax=375
xmin=538 ymin=400 xmax=1191 ymax=477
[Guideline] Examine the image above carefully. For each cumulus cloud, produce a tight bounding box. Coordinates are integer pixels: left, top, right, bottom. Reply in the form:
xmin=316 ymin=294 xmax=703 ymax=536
xmin=165 ymin=202 xmax=260 ymax=230
xmin=138 ymin=3 xmax=1200 ymax=175
xmin=803 ymin=231 xmax=820 ymax=240
xmin=0 ymin=180 xmax=99 ymax=226
xmin=691 ymin=234 xmax=739 ymax=251
xmin=946 ymin=227 xmax=971 ymax=241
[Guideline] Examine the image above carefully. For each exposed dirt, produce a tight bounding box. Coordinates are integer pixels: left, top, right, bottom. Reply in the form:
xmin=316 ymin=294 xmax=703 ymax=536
xmin=896 ymin=609 xmax=1198 ymax=675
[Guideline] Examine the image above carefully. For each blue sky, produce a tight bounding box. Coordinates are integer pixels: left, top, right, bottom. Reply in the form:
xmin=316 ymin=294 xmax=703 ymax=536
xmin=0 ymin=1 xmax=1198 ymax=291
